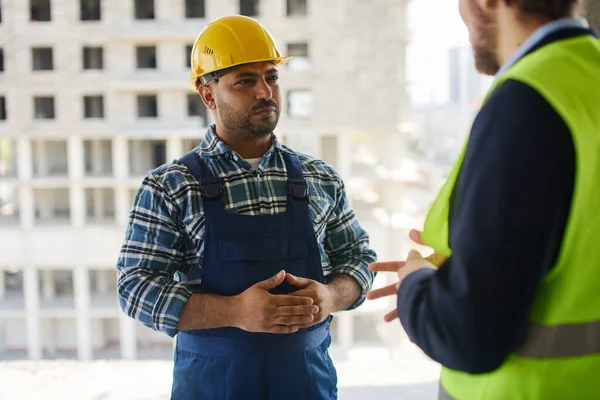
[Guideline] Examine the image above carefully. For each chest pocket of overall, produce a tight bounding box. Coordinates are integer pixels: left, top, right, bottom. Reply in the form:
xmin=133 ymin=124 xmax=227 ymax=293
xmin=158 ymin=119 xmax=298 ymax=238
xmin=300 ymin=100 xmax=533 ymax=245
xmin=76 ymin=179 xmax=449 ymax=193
xmin=217 ymin=232 xmax=308 ymax=262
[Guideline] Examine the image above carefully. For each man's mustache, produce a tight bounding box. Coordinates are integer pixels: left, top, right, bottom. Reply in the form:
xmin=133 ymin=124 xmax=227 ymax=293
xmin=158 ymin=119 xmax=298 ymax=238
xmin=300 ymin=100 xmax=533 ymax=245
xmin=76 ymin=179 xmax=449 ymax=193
xmin=251 ymin=100 xmax=279 ymax=113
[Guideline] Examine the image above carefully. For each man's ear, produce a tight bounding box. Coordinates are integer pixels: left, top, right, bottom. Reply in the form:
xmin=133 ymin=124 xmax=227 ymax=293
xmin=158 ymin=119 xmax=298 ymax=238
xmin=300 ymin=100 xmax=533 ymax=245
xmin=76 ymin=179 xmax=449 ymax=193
xmin=478 ymin=0 xmax=499 ymax=11
xmin=198 ymin=85 xmax=216 ymax=110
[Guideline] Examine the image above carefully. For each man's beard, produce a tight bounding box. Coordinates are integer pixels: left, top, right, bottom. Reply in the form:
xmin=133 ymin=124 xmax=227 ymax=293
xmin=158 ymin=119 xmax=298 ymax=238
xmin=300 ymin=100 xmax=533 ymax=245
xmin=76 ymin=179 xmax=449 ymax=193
xmin=217 ymin=98 xmax=280 ymax=139
xmin=470 ymin=0 xmax=501 ymax=76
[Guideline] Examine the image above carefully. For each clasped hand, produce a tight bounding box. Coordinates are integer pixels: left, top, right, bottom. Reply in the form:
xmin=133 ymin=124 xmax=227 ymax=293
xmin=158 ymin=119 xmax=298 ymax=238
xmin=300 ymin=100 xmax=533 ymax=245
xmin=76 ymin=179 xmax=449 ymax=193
xmin=234 ymin=270 xmax=334 ymax=333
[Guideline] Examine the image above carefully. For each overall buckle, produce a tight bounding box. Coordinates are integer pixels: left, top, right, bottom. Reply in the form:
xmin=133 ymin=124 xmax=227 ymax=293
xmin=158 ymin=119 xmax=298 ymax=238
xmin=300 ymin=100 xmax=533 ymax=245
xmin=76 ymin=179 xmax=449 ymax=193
xmin=288 ymin=179 xmax=308 ymax=200
xmin=200 ymin=179 xmax=224 ymax=200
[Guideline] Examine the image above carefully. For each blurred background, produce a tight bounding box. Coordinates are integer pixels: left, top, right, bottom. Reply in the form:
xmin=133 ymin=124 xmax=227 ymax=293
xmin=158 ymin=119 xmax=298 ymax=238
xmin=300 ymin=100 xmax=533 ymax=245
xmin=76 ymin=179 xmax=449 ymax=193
xmin=2 ymin=0 xmax=595 ymax=399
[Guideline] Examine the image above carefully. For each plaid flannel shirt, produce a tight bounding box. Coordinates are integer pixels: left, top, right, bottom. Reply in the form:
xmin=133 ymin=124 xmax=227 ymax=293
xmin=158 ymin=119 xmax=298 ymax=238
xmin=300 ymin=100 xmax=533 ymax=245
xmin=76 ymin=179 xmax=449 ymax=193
xmin=117 ymin=127 xmax=377 ymax=337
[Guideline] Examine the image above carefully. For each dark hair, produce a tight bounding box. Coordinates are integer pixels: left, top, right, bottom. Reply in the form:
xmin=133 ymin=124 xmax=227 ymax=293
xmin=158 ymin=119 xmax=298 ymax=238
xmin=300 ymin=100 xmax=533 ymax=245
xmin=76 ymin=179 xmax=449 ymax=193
xmin=504 ymin=0 xmax=583 ymax=19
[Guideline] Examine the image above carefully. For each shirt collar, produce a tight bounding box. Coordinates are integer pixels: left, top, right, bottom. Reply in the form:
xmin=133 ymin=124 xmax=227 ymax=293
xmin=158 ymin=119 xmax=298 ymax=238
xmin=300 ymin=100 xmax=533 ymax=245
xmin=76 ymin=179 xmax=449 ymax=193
xmin=496 ymin=17 xmax=590 ymax=77
xmin=198 ymin=125 xmax=294 ymax=158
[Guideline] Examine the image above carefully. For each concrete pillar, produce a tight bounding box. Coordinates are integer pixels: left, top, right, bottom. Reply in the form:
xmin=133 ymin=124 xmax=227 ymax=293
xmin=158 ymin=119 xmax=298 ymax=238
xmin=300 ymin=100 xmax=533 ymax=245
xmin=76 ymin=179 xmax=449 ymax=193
xmin=19 ymin=187 xmax=35 ymax=229
xmin=69 ymin=185 xmax=85 ymax=227
xmin=41 ymin=270 xmax=55 ymax=300
xmin=167 ymin=136 xmax=183 ymax=162
xmin=74 ymin=266 xmax=92 ymax=360
xmin=23 ymin=266 xmax=41 ymax=360
xmin=207 ymin=0 xmax=236 ymax=18
xmin=119 ymin=313 xmax=137 ymax=360
xmin=112 ymin=137 xmax=129 ymax=179
xmin=68 ymin=136 xmax=84 ymax=180
xmin=17 ymin=138 xmax=33 ymax=181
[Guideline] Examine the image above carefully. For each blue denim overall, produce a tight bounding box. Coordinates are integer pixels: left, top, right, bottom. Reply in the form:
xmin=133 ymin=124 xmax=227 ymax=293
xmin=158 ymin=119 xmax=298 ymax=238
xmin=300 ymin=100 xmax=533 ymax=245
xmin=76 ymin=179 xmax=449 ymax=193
xmin=171 ymin=150 xmax=337 ymax=399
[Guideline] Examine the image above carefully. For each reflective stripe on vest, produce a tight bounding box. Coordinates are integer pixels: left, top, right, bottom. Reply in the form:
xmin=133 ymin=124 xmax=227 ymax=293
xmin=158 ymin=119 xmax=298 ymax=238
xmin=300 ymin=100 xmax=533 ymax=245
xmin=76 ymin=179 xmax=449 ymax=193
xmin=517 ymin=320 xmax=600 ymax=359
xmin=436 ymin=321 xmax=600 ymax=399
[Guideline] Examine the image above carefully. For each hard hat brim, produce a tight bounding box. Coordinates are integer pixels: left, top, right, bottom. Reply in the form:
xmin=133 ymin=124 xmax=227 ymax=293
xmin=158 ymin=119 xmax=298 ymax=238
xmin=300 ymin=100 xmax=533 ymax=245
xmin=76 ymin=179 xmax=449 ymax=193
xmin=190 ymin=56 xmax=293 ymax=89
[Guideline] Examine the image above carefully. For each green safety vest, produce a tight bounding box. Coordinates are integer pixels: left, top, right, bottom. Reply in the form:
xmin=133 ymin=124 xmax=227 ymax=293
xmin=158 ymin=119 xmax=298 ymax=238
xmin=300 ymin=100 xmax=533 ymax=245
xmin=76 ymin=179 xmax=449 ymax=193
xmin=422 ymin=34 xmax=600 ymax=400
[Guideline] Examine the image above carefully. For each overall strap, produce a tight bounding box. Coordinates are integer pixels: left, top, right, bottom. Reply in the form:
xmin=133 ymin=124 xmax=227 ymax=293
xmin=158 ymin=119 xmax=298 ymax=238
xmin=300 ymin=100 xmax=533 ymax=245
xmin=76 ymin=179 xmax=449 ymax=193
xmin=283 ymin=152 xmax=308 ymax=201
xmin=283 ymin=152 xmax=310 ymax=231
xmin=179 ymin=151 xmax=224 ymax=201
xmin=177 ymin=151 xmax=223 ymax=286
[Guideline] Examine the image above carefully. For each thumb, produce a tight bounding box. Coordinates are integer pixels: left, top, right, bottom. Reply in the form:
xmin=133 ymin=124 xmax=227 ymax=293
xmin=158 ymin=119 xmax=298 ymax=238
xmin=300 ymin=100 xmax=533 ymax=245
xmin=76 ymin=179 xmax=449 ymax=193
xmin=285 ymin=273 xmax=311 ymax=288
xmin=406 ymin=250 xmax=423 ymax=262
xmin=257 ymin=270 xmax=286 ymax=290
xmin=409 ymin=229 xmax=424 ymax=245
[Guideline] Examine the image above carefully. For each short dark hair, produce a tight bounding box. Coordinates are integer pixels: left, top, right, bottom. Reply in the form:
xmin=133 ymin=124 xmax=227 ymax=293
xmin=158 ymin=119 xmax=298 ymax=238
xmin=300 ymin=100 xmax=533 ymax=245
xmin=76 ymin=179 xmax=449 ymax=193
xmin=504 ymin=0 xmax=583 ymax=19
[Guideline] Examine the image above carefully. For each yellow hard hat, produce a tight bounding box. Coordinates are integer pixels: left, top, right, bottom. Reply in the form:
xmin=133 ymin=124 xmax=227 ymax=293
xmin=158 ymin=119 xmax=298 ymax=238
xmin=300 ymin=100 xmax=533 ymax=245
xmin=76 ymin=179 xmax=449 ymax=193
xmin=189 ymin=15 xmax=292 ymax=89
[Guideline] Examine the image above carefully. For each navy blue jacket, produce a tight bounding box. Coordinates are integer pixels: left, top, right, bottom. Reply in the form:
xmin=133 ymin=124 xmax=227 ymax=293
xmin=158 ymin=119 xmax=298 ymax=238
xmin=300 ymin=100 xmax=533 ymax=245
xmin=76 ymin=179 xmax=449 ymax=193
xmin=396 ymin=26 xmax=598 ymax=374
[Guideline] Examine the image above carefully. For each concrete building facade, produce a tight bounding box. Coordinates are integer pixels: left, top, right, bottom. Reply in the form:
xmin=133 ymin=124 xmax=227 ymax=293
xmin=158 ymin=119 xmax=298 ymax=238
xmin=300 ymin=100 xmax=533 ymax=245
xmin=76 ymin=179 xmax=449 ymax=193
xmin=0 ymin=0 xmax=421 ymax=361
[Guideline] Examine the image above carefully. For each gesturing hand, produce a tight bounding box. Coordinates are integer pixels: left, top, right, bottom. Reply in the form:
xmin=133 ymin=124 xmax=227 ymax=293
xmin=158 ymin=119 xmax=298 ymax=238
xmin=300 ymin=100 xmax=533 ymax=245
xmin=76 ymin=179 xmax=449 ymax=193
xmin=366 ymin=229 xmax=442 ymax=322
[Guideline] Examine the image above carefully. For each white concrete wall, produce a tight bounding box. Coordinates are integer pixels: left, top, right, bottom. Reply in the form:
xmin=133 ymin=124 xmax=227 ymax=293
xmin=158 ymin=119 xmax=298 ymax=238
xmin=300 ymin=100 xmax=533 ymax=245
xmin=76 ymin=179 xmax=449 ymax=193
xmin=0 ymin=319 xmax=28 ymax=350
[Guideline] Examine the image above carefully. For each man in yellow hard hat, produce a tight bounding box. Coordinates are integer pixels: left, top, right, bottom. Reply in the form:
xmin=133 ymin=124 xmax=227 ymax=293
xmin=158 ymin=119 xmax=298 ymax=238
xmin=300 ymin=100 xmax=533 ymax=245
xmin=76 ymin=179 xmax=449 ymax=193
xmin=116 ymin=15 xmax=376 ymax=399
xmin=368 ymin=0 xmax=600 ymax=399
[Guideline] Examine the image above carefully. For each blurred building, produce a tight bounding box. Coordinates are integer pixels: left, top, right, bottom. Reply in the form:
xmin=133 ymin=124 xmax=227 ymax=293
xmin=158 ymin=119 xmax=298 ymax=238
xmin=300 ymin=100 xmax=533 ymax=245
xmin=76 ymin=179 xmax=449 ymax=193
xmin=448 ymin=45 xmax=489 ymax=106
xmin=410 ymin=45 xmax=493 ymax=183
xmin=0 ymin=0 xmax=422 ymax=360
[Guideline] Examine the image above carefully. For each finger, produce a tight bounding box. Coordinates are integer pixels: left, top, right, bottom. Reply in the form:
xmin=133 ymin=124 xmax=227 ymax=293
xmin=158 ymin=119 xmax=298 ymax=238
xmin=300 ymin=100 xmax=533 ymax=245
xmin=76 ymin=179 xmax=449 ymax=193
xmin=366 ymin=283 xmax=398 ymax=300
xmin=406 ymin=250 xmax=424 ymax=261
xmin=289 ymin=314 xmax=327 ymax=329
xmin=383 ymin=308 xmax=399 ymax=323
xmin=268 ymin=325 xmax=300 ymax=334
xmin=288 ymin=321 xmax=318 ymax=329
xmin=272 ymin=295 xmax=314 ymax=306
xmin=287 ymin=288 xmax=315 ymax=299
xmin=274 ymin=314 xmax=315 ymax=326
xmin=256 ymin=270 xmax=286 ymax=290
xmin=368 ymin=261 xmax=405 ymax=272
xmin=409 ymin=229 xmax=424 ymax=245
xmin=284 ymin=273 xmax=312 ymax=288
xmin=277 ymin=305 xmax=319 ymax=316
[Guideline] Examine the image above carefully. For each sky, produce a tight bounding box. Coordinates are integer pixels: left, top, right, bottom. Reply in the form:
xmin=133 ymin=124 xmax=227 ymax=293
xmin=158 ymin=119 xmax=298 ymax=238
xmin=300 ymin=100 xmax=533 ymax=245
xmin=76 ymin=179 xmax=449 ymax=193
xmin=406 ymin=0 xmax=471 ymax=105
